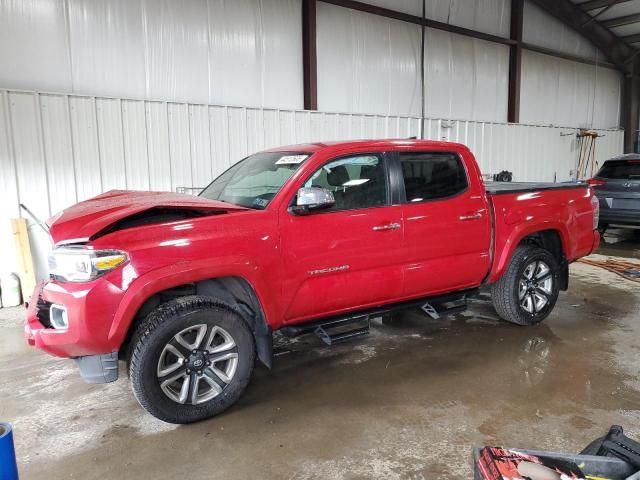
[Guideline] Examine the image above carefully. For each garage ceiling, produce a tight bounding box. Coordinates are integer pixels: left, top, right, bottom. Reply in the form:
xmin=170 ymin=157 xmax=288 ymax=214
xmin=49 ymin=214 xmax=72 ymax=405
xmin=573 ymin=0 xmax=640 ymax=48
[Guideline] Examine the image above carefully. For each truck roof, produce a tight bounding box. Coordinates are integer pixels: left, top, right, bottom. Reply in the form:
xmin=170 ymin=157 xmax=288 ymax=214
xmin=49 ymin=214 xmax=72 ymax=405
xmin=262 ymin=139 xmax=469 ymax=154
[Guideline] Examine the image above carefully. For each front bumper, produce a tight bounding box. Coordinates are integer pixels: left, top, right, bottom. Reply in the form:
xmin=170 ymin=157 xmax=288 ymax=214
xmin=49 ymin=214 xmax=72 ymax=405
xmin=24 ymin=275 xmax=126 ymax=359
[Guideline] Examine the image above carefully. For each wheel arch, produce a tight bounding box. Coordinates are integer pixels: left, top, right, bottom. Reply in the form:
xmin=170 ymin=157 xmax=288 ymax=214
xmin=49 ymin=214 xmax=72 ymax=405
xmin=116 ymin=274 xmax=273 ymax=368
xmin=490 ymin=227 xmax=569 ymax=289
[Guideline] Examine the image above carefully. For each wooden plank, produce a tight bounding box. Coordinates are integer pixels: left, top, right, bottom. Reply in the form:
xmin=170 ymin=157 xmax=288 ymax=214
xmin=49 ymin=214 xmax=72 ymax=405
xmin=11 ymin=218 xmax=36 ymax=301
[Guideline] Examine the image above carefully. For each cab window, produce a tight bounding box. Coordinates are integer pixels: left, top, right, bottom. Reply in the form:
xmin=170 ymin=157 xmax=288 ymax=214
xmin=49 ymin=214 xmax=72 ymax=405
xmin=303 ymin=155 xmax=388 ymax=211
xmin=399 ymin=152 xmax=468 ymax=202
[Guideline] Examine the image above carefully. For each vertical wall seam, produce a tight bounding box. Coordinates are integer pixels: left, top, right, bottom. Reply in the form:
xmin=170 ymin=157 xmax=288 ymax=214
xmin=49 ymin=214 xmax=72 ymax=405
xmin=35 ymin=93 xmax=53 ymax=217
xmin=66 ymin=95 xmax=80 ymax=203
xmin=119 ymin=98 xmax=129 ymax=189
xmin=4 ymin=91 xmax=21 ymax=217
xmin=143 ymin=100 xmax=152 ymax=191
xmin=92 ymin=97 xmax=105 ymax=193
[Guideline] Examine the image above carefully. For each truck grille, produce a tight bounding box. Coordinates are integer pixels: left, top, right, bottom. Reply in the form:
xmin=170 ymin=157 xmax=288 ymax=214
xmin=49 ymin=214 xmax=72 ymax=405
xmin=35 ymin=295 xmax=53 ymax=328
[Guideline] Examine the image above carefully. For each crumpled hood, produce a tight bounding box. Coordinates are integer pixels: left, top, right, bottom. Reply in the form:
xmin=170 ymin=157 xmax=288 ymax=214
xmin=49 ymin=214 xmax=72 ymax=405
xmin=47 ymin=190 xmax=247 ymax=245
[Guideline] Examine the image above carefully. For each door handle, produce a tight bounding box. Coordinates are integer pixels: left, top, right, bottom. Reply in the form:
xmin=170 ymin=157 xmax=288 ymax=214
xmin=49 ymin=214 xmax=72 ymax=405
xmin=372 ymin=222 xmax=401 ymax=231
xmin=459 ymin=212 xmax=483 ymax=221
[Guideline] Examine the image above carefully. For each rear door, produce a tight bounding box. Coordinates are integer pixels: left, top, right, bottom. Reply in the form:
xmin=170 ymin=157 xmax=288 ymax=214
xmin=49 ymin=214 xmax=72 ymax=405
xmin=395 ymin=151 xmax=492 ymax=297
xmin=279 ymin=153 xmax=405 ymax=323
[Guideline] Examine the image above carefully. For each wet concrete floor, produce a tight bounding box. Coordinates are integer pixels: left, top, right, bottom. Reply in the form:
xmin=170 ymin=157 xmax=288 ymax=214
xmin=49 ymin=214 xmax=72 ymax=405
xmin=1 ymin=251 xmax=640 ymax=479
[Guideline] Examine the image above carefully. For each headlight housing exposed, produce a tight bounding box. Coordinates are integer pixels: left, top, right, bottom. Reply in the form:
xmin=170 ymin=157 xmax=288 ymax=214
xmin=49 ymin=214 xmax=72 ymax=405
xmin=48 ymin=248 xmax=128 ymax=282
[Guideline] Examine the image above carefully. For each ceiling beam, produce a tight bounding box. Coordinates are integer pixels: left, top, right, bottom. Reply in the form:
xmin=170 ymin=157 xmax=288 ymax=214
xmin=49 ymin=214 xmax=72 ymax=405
xmin=319 ymin=0 xmax=515 ymax=46
xmin=603 ymin=13 xmax=640 ymax=28
xmin=580 ymin=0 xmax=631 ymax=11
xmin=623 ymin=33 xmax=640 ymax=44
xmin=529 ymin=0 xmax=635 ymax=72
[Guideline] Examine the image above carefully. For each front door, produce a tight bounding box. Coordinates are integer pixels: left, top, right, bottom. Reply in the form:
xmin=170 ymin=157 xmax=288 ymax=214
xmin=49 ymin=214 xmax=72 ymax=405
xmin=280 ymin=153 xmax=404 ymax=324
xmin=396 ymin=151 xmax=492 ymax=297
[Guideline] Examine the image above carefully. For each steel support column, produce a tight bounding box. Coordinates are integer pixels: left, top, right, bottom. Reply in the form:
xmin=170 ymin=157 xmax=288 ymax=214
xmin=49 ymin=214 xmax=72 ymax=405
xmin=508 ymin=0 xmax=524 ymax=123
xmin=302 ymin=0 xmax=318 ymax=110
xmin=623 ymin=64 xmax=640 ymax=152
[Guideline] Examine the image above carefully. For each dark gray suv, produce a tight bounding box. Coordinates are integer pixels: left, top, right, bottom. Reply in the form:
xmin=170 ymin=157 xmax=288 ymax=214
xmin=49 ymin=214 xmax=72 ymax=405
xmin=589 ymin=154 xmax=640 ymax=230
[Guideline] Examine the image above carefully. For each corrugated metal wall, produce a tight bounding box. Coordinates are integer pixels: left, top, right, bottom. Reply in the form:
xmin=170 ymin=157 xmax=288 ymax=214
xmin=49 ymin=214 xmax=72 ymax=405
xmin=0 ymin=0 xmax=303 ymax=108
xmin=316 ymin=3 xmax=510 ymax=121
xmin=520 ymin=50 xmax=623 ymax=130
xmin=523 ymin=0 xmax=599 ymax=60
xmin=0 ymin=89 xmax=624 ymax=280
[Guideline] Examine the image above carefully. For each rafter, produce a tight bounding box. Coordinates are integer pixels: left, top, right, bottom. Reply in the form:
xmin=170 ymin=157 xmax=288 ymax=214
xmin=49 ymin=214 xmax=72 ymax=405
xmin=603 ymin=13 xmax=640 ymax=28
xmin=580 ymin=0 xmax=631 ymax=11
xmin=529 ymin=0 xmax=635 ymax=71
xmin=623 ymin=33 xmax=640 ymax=44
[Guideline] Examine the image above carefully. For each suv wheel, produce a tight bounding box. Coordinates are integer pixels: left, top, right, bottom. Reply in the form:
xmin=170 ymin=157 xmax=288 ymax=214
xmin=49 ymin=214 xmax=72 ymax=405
xmin=129 ymin=296 xmax=255 ymax=424
xmin=491 ymin=245 xmax=560 ymax=326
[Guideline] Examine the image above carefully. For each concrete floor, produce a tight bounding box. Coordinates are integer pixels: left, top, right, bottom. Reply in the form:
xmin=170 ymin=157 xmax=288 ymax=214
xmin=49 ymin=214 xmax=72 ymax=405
xmin=1 ymin=232 xmax=640 ymax=479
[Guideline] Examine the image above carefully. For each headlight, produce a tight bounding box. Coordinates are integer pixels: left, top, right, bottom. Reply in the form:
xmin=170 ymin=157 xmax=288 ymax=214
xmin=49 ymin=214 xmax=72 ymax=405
xmin=48 ymin=248 xmax=128 ymax=282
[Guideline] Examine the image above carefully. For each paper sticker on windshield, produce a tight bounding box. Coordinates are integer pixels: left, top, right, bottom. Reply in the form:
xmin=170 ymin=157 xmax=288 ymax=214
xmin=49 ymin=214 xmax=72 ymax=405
xmin=276 ymin=154 xmax=308 ymax=165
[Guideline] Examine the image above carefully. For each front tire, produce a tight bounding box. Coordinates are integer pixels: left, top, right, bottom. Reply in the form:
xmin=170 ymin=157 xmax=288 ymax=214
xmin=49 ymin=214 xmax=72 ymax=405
xmin=491 ymin=245 xmax=560 ymax=326
xmin=129 ymin=296 xmax=255 ymax=424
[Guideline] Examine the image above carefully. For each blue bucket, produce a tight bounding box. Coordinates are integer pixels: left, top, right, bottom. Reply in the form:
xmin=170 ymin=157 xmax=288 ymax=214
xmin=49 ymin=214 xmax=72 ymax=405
xmin=0 ymin=422 xmax=18 ymax=480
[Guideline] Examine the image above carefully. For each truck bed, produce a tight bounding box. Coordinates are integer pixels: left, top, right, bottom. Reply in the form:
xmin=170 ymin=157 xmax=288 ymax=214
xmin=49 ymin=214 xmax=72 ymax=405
xmin=484 ymin=181 xmax=585 ymax=195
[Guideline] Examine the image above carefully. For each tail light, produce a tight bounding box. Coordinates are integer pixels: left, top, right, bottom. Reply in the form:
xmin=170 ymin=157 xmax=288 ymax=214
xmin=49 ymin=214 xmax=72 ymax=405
xmin=591 ymin=194 xmax=599 ymax=230
xmin=587 ymin=178 xmax=607 ymax=187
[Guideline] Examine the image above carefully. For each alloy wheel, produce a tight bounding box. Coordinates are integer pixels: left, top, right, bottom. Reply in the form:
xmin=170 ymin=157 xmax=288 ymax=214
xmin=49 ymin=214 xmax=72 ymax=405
xmin=518 ymin=260 xmax=553 ymax=314
xmin=156 ymin=324 xmax=238 ymax=405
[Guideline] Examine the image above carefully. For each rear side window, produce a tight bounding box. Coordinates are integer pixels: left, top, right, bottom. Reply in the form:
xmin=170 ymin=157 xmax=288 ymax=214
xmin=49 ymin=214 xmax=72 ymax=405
xmin=597 ymin=160 xmax=640 ymax=179
xmin=399 ymin=152 xmax=468 ymax=202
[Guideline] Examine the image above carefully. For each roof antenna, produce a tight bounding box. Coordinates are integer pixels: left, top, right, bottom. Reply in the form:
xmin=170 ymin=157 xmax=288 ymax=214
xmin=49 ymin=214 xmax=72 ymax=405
xmin=407 ymin=136 xmax=417 ymax=139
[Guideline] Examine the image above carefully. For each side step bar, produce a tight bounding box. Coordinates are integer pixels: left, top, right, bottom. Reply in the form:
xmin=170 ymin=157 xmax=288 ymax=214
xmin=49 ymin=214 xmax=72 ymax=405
xmin=280 ymin=288 xmax=478 ymax=344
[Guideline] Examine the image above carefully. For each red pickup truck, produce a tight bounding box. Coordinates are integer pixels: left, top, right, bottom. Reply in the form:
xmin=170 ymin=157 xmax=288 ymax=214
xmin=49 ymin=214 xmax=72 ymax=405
xmin=25 ymin=139 xmax=600 ymax=423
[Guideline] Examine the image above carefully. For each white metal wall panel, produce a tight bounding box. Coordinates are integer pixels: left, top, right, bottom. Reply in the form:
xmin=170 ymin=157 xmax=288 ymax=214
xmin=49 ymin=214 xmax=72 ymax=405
xmin=0 ymin=89 xmax=623 ymax=280
xmin=145 ymin=102 xmax=173 ymax=192
xmin=40 ymin=95 xmax=77 ymax=214
xmin=121 ymin=100 xmax=150 ymax=191
xmin=68 ymin=96 xmax=103 ymax=200
xmin=167 ymin=103 xmax=194 ymax=192
xmin=317 ymin=5 xmax=509 ymax=121
xmin=0 ymin=0 xmax=303 ymax=109
xmin=0 ymin=92 xmax=20 ymax=274
xmin=523 ymin=0 xmax=600 ymax=60
xmin=67 ymin=0 xmax=147 ymax=99
xmin=0 ymin=0 xmax=72 ymax=92
xmin=317 ymin=3 xmax=422 ymax=117
xmin=363 ymin=0 xmax=510 ymax=37
xmin=190 ymin=104 xmax=213 ymax=185
xmin=95 ymin=98 xmax=126 ymax=191
xmin=208 ymin=0 xmax=303 ymax=109
xmin=142 ymin=0 xmax=210 ymax=105
xmin=424 ymin=28 xmax=509 ymax=122
xmin=425 ymin=0 xmax=510 ymax=38
xmin=520 ymin=50 xmax=622 ymax=130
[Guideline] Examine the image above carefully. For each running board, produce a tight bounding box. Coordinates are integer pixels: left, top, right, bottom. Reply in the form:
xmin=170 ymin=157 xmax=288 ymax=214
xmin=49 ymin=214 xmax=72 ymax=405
xmin=421 ymin=300 xmax=468 ymax=320
xmin=280 ymin=288 xmax=478 ymax=341
xmin=313 ymin=315 xmax=370 ymax=345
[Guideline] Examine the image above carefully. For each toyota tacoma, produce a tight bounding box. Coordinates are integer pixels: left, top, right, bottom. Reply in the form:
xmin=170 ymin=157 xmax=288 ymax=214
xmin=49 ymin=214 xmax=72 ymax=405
xmin=25 ymin=139 xmax=600 ymax=423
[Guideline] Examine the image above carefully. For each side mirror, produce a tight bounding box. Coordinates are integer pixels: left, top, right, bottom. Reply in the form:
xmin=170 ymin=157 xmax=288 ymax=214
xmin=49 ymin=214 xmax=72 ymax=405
xmin=290 ymin=187 xmax=335 ymax=215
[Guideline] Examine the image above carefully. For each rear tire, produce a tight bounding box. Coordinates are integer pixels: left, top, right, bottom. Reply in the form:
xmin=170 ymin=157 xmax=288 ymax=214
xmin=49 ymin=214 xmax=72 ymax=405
xmin=129 ymin=296 xmax=255 ymax=424
xmin=491 ymin=245 xmax=560 ymax=326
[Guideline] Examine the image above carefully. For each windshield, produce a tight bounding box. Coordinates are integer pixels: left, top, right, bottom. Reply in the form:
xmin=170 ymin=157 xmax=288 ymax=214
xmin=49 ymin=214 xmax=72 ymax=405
xmin=199 ymin=152 xmax=310 ymax=209
xmin=597 ymin=160 xmax=640 ymax=180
